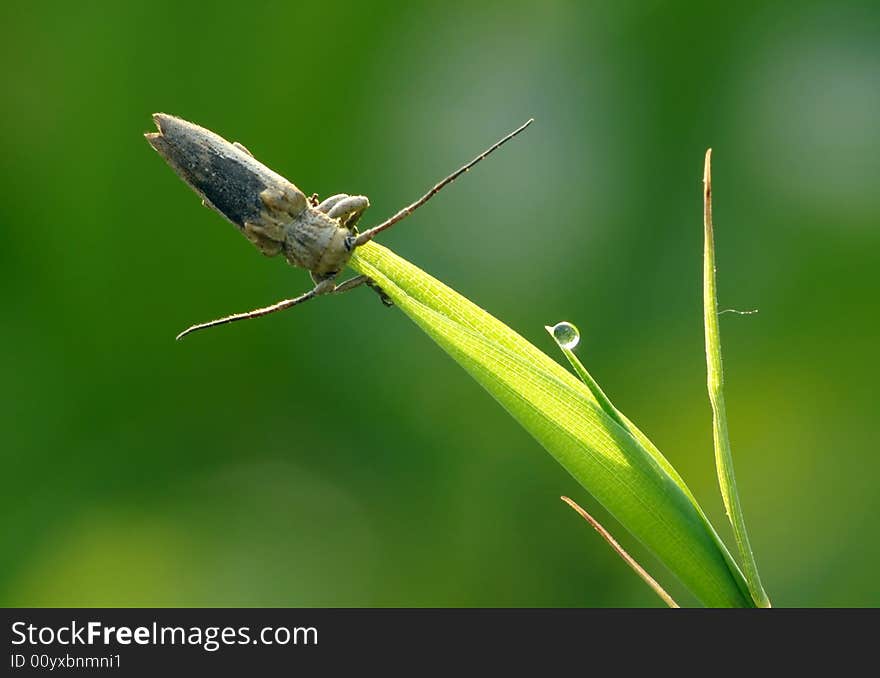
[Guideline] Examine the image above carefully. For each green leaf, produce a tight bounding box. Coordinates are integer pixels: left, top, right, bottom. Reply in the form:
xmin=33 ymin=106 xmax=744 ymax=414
xmin=349 ymin=241 xmax=753 ymax=607
xmin=702 ymin=150 xmax=771 ymax=607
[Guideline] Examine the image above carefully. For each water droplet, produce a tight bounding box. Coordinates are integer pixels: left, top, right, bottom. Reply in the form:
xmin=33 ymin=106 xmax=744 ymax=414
xmin=545 ymin=321 xmax=580 ymax=350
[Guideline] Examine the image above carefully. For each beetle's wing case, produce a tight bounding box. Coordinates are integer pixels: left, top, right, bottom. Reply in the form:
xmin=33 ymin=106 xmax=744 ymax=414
xmin=146 ymin=114 xmax=308 ymax=255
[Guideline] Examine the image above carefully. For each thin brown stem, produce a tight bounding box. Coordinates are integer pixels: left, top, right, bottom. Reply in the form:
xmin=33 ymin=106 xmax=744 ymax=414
xmin=561 ymin=496 xmax=679 ymax=608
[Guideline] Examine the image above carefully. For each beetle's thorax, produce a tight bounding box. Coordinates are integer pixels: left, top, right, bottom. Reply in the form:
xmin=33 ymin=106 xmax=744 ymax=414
xmin=282 ymin=206 xmax=353 ymax=278
xmin=241 ymin=186 xmax=353 ymax=278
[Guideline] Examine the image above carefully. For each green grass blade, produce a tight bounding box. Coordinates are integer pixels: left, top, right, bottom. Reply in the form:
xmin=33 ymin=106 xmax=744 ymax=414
xmin=703 ymin=150 xmax=771 ymax=608
xmin=547 ymin=320 xmax=753 ymax=603
xmin=350 ymin=241 xmax=753 ymax=607
xmin=545 ymin=322 xmax=626 ymax=429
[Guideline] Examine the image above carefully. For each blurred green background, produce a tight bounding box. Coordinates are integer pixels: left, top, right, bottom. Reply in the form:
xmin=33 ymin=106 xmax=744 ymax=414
xmin=1 ymin=0 xmax=877 ymax=607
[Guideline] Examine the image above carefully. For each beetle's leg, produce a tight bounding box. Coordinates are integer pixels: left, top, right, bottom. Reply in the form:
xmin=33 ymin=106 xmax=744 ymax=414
xmin=243 ymin=220 xmax=285 ymax=256
xmin=311 ymin=277 xmax=337 ymax=295
xmin=315 ymin=193 xmax=349 ymax=214
xmin=313 ymin=270 xmax=393 ymax=307
xmin=316 ymin=194 xmax=370 ymax=230
xmin=332 ymin=275 xmax=392 ymax=305
xmin=328 ymin=196 xmax=370 ymax=230
xmin=330 ymin=275 xmax=370 ymax=294
xmin=365 ymin=279 xmax=393 ymax=306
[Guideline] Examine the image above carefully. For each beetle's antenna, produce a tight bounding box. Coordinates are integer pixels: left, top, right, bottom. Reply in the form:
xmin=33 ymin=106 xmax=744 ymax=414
xmin=176 ymin=289 xmax=318 ymax=340
xmin=354 ymin=118 xmax=534 ymax=247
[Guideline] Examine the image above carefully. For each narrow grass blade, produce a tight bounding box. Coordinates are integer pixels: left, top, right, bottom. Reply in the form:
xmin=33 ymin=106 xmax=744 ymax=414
xmin=546 ymin=318 xmax=751 ymax=600
xmin=545 ymin=323 xmax=624 ymax=426
xmin=561 ymin=496 xmax=679 ymax=608
xmin=350 ymin=242 xmax=753 ymax=607
xmin=702 ymin=149 xmax=771 ymax=608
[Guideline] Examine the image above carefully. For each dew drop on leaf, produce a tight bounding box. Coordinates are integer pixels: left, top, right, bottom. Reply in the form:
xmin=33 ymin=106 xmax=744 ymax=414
xmin=546 ymin=321 xmax=580 ymax=350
